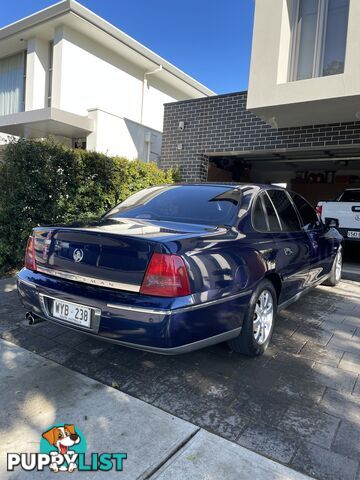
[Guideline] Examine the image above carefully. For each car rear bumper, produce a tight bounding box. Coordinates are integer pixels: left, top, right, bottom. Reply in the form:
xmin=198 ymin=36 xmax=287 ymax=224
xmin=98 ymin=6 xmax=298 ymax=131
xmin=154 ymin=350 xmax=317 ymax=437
xmin=338 ymin=227 xmax=360 ymax=241
xmin=17 ymin=268 xmax=250 ymax=354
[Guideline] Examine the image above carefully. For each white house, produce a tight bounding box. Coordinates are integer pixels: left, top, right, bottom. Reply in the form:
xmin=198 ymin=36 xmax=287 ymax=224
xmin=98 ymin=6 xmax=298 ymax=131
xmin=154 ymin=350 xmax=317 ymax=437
xmin=0 ymin=0 xmax=214 ymax=161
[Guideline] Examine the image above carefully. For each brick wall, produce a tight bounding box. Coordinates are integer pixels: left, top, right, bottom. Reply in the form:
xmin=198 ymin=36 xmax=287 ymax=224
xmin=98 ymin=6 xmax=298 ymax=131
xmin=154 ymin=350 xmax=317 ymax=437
xmin=160 ymin=91 xmax=360 ymax=181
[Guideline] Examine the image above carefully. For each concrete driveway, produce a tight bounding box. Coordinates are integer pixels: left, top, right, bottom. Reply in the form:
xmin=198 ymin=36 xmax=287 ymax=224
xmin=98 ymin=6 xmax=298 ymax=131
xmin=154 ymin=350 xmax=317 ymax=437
xmin=0 ymin=276 xmax=359 ymax=480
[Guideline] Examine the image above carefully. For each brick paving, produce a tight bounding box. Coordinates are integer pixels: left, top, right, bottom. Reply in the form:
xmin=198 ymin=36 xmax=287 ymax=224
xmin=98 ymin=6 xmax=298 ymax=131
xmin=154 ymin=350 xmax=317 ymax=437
xmin=1 ymin=276 xmax=359 ymax=480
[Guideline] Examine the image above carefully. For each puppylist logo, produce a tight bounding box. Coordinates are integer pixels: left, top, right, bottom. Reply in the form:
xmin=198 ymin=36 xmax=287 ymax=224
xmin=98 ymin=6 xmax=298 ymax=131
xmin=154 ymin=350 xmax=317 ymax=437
xmin=7 ymin=424 xmax=127 ymax=473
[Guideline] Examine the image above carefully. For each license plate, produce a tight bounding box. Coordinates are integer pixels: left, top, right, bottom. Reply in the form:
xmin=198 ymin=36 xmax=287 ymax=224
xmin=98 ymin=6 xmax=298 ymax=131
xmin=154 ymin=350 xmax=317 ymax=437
xmin=52 ymin=299 xmax=92 ymax=327
xmin=347 ymin=230 xmax=360 ymax=239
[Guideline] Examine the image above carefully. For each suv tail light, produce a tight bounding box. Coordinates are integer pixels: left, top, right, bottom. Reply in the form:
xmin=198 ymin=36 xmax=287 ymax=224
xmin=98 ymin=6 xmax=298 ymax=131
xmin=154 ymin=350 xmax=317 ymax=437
xmin=316 ymin=205 xmax=323 ymax=216
xmin=25 ymin=236 xmax=37 ymax=271
xmin=140 ymin=253 xmax=191 ymax=297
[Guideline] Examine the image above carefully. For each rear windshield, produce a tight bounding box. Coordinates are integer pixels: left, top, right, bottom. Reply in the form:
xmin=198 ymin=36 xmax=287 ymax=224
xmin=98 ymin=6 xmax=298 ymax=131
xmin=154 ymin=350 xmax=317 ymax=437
xmin=338 ymin=190 xmax=360 ymax=202
xmin=106 ymin=185 xmax=242 ymax=226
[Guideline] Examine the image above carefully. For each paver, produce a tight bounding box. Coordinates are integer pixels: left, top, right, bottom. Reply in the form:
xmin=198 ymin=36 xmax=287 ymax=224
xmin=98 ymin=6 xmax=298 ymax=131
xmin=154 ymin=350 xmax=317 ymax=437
xmin=319 ymin=388 xmax=360 ymax=425
xmin=278 ymin=404 xmax=340 ymax=449
xmin=291 ymin=442 xmax=359 ymax=480
xmin=311 ymin=362 xmax=358 ymax=393
xmin=331 ymin=420 xmax=360 ymax=461
xmin=237 ymin=424 xmax=298 ymax=464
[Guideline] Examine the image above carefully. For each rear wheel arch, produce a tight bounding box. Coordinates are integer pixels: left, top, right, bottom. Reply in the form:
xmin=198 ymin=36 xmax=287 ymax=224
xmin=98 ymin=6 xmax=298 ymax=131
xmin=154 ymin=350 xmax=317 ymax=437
xmin=264 ymin=272 xmax=282 ymax=302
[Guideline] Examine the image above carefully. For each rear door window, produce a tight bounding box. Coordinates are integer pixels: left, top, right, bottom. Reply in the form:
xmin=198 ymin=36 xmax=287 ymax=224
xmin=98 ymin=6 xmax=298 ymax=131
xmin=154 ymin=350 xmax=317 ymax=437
xmin=263 ymin=193 xmax=282 ymax=232
xmin=252 ymin=194 xmax=269 ymax=231
xmin=267 ymin=190 xmax=301 ymax=232
xmin=290 ymin=193 xmax=320 ymax=230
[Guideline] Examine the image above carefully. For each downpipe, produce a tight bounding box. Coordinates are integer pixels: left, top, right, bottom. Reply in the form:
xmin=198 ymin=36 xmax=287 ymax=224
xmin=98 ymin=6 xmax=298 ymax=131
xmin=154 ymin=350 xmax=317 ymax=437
xmin=26 ymin=312 xmax=45 ymax=326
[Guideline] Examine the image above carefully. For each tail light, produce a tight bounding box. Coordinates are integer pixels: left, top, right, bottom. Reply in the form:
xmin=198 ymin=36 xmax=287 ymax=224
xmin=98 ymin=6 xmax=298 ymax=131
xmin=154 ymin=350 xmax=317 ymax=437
xmin=25 ymin=236 xmax=37 ymax=271
xmin=140 ymin=253 xmax=191 ymax=297
xmin=316 ymin=205 xmax=323 ymax=216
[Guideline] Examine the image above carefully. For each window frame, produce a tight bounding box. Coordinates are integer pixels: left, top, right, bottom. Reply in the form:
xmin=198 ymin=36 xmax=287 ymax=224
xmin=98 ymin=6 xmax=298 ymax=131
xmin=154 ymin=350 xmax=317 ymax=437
xmin=289 ymin=0 xmax=349 ymax=82
xmin=0 ymin=50 xmax=27 ymax=115
xmin=22 ymin=50 xmax=27 ymax=112
xmin=47 ymin=42 xmax=53 ymax=108
xmin=289 ymin=192 xmax=322 ymax=231
xmin=251 ymin=192 xmax=271 ymax=233
xmin=266 ymin=189 xmax=303 ymax=233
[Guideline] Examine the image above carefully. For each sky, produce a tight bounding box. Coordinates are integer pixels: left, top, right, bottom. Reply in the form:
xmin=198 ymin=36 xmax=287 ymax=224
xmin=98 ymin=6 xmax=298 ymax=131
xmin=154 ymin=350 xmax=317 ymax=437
xmin=0 ymin=0 xmax=255 ymax=94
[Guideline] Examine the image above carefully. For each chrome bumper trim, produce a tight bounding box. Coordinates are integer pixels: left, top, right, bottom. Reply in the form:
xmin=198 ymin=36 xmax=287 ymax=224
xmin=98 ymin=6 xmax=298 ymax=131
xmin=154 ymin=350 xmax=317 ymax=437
xmin=36 ymin=266 xmax=141 ymax=293
xmin=107 ymin=289 xmax=251 ymax=316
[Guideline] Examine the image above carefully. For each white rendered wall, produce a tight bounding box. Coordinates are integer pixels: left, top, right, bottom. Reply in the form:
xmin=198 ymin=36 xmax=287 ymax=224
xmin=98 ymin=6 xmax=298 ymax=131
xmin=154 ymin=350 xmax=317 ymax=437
xmin=55 ymin=26 xmax=183 ymax=133
xmin=247 ymin=0 xmax=360 ymax=126
xmin=87 ymin=108 xmax=161 ymax=161
xmin=25 ymin=37 xmax=49 ymax=111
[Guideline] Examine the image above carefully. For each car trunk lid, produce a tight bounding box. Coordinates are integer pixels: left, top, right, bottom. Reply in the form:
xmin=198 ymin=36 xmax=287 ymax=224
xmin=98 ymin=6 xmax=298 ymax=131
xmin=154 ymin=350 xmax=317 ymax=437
xmin=31 ymin=218 xmax=220 ymax=292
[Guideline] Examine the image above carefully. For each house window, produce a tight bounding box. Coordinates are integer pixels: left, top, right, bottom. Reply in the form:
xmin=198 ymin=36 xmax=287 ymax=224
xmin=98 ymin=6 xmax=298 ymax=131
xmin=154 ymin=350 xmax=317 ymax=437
xmin=47 ymin=42 xmax=53 ymax=107
xmin=289 ymin=0 xmax=349 ymax=81
xmin=0 ymin=51 xmax=26 ymax=116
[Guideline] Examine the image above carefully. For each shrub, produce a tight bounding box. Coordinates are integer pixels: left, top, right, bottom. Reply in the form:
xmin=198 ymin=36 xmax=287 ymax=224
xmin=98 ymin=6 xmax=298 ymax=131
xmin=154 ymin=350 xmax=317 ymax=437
xmin=0 ymin=138 xmax=176 ymax=275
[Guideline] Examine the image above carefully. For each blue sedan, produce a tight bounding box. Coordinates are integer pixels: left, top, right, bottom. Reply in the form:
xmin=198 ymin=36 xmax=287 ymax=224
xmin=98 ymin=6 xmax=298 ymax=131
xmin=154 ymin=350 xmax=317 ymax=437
xmin=17 ymin=184 xmax=343 ymax=357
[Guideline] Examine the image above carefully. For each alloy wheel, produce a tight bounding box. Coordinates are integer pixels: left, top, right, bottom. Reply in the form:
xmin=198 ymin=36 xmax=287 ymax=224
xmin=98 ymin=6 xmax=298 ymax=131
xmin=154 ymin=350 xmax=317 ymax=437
xmin=335 ymin=248 xmax=343 ymax=282
xmin=253 ymin=289 xmax=274 ymax=345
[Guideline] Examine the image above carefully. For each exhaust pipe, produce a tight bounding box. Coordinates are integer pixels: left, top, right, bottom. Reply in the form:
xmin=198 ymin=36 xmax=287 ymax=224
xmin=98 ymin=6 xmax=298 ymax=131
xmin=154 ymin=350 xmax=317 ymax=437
xmin=26 ymin=312 xmax=44 ymax=326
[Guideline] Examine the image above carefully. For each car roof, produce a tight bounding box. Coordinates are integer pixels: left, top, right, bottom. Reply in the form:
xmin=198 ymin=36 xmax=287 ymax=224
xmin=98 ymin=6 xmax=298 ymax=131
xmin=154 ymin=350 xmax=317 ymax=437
xmin=165 ymin=182 xmax=284 ymax=190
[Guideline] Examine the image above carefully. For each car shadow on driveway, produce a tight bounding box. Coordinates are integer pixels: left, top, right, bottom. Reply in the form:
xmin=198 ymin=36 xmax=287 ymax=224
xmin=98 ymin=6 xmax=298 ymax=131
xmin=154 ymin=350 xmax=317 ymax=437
xmin=0 ymin=277 xmax=359 ymax=480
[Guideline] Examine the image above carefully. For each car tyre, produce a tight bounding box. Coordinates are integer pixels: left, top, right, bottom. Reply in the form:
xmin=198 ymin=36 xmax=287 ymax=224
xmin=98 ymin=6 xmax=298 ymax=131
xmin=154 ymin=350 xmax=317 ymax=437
xmin=227 ymin=279 xmax=277 ymax=357
xmin=323 ymin=246 xmax=342 ymax=287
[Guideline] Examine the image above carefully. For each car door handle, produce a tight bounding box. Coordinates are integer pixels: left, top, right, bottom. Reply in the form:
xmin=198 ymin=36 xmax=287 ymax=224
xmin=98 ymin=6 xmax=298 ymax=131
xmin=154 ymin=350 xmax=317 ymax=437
xmin=284 ymin=247 xmax=294 ymax=256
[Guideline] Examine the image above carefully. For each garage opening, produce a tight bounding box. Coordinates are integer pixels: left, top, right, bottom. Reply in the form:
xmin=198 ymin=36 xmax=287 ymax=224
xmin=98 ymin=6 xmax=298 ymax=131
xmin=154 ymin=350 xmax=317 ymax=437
xmin=207 ymin=147 xmax=360 ymax=206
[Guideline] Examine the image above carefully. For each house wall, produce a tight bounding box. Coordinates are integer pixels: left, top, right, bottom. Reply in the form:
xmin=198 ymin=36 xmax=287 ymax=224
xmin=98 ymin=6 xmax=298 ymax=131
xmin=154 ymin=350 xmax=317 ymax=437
xmin=87 ymin=108 xmax=161 ymax=161
xmin=247 ymin=0 xmax=360 ymax=126
xmin=53 ymin=26 xmax=185 ymax=132
xmin=25 ymin=37 xmax=49 ymax=111
xmin=160 ymin=91 xmax=360 ymax=181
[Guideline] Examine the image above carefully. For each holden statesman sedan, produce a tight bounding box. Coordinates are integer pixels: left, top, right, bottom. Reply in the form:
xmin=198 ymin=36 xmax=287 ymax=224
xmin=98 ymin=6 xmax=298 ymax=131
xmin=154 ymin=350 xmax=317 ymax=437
xmin=17 ymin=184 xmax=343 ymax=357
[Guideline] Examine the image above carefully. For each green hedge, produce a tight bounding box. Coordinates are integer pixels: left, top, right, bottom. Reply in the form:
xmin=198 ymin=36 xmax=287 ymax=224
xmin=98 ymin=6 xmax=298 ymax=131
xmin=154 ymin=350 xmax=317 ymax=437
xmin=0 ymin=138 xmax=177 ymax=275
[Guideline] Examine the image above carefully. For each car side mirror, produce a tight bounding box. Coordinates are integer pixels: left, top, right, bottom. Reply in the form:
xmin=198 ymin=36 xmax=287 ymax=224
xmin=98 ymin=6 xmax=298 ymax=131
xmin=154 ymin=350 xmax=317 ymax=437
xmin=324 ymin=217 xmax=339 ymax=229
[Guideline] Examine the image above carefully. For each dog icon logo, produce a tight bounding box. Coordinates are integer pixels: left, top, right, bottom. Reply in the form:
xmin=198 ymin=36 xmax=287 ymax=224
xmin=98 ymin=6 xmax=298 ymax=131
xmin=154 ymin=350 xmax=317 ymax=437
xmin=42 ymin=424 xmax=82 ymax=472
xmin=73 ymin=248 xmax=84 ymax=263
xmin=8 ymin=423 xmax=127 ymax=473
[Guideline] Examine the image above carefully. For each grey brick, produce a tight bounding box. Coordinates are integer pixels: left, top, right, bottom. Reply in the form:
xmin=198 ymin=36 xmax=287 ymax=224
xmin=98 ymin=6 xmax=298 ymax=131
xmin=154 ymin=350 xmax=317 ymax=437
xmin=339 ymin=351 xmax=360 ymax=374
xmin=195 ymin=408 xmax=248 ymax=442
xmin=278 ymin=404 xmax=340 ymax=448
xmin=311 ymin=362 xmax=358 ymax=393
xmin=332 ymin=420 xmax=360 ymax=461
xmin=298 ymin=343 xmax=343 ymax=367
xmin=291 ymin=442 xmax=359 ymax=480
xmin=319 ymin=389 xmax=360 ymax=425
xmin=353 ymin=377 xmax=360 ymax=398
xmin=237 ymin=424 xmax=298 ymax=464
